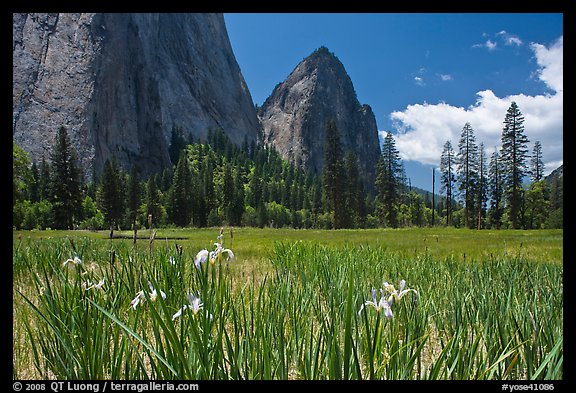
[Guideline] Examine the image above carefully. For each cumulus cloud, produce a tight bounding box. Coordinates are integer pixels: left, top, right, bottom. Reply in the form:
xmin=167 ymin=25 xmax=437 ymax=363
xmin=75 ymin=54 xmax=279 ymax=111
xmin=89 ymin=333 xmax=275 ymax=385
xmin=530 ymin=36 xmax=563 ymax=93
xmin=414 ymin=76 xmax=425 ymax=86
xmin=439 ymin=74 xmax=453 ymax=82
xmin=385 ymin=35 xmax=563 ymax=175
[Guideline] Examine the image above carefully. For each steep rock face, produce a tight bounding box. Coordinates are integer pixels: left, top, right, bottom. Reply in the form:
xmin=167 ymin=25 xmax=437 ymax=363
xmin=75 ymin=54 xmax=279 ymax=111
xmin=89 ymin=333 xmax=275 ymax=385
xmin=258 ymin=47 xmax=381 ymax=189
xmin=13 ymin=13 xmax=260 ymax=178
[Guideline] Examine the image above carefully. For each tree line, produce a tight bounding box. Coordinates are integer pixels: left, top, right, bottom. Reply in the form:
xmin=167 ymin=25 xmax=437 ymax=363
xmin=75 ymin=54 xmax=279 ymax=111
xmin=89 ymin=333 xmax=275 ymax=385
xmin=13 ymin=101 xmax=562 ymax=231
xmin=436 ymin=101 xmax=562 ymax=229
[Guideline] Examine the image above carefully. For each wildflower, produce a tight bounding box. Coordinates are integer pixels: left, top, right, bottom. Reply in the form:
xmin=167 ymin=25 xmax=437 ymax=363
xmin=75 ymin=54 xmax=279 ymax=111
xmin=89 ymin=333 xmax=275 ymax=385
xmin=63 ymin=253 xmax=82 ymax=266
xmin=83 ymin=277 xmax=105 ymax=291
xmin=130 ymin=290 xmax=145 ymax=309
xmin=209 ymin=242 xmax=234 ymax=264
xmin=383 ymin=279 xmax=418 ymax=304
xmin=359 ymin=287 xmax=394 ymax=318
xmin=93 ymin=277 xmax=105 ymax=290
xmin=194 ymin=249 xmax=209 ymax=269
xmin=172 ymin=290 xmax=203 ymax=320
xmin=148 ymin=281 xmax=167 ymax=302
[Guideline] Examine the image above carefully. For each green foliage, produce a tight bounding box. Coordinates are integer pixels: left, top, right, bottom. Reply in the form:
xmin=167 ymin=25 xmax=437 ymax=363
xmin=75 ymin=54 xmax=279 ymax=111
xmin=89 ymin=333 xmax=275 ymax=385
xmin=13 ymin=229 xmax=563 ymax=379
xmin=97 ymin=158 xmax=125 ymax=227
xmin=13 ymin=139 xmax=33 ymax=204
xmin=323 ymin=120 xmax=347 ymax=229
xmin=49 ymin=127 xmax=83 ymax=229
xmin=375 ymin=132 xmax=405 ymax=228
xmin=500 ymin=102 xmax=530 ymax=229
xmin=13 ymin=110 xmax=560 ymax=231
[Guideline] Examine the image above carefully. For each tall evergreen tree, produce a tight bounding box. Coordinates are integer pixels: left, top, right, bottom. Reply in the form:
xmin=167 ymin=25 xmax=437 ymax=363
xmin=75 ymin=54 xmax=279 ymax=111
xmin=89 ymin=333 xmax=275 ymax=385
xmin=344 ymin=151 xmax=366 ymax=228
xmin=145 ymin=176 xmax=163 ymax=227
xmin=488 ymin=150 xmax=505 ymax=229
xmin=475 ymin=143 xmax=488 ymax=230
xmin=322 ymin=119 xmax=347 ymax=229
xmin=97 ymin=158 xmax=125 ymax=229
xmin=248 ymin=164 xmax=263 ymax=209
xmin=456 ymin=122 xmax=479 ymax=229
xmin=126 ymin=165 xmax=141 ymax=228
xmin=222 ymin=161 xmax=236 ymax=224
xmin=440 ymin=140 xmax=456 ymax=226
xmin=500 ymin=102 xmax=530 ymax=229
xmin=168 ymin=125 xmax=187 ymax=166
xmin=38 ymin=157 xmax=51 ymax=201
xmin=203 ymin=154 xmax=217 ymax=220
xmin=49 ymin=126 xmax=83 ymax=229
xmin=375 ymin=132 xmax=404 ymax=228
xmin=28 ymin=161 xmax=40 ymax=202
xmin=168 ymin=151 xmax=193 ymax=227
xmin=530 ymin=141 xmax=545 ymax=182
xmin=229 ymin=168 xmax=245 ymax=226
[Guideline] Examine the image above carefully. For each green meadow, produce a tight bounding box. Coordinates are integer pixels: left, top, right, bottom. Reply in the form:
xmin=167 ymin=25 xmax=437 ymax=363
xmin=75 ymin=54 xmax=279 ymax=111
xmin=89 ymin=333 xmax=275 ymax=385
xmin=13 ymin=228 xmax=563 ymax=380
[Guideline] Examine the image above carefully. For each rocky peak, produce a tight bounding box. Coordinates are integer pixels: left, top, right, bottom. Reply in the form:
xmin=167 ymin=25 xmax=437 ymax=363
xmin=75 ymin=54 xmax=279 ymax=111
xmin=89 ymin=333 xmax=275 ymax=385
xmin=258 ymin=46 xmax=381 ymax=190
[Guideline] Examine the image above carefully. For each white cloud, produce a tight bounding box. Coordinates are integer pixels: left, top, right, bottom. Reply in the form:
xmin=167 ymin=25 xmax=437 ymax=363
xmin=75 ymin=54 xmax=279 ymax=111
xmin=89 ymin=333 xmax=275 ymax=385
xmin=506 ymin=36 xmax=523 ymax=46
xmin=530 ymin=36 xmax=563 ymax=93
xmin=439 ymin=74 xmax=453 ymax=82
xmin=473 ymin=39 xmax=497 ymax=51
xmin=414 ymin=76 xmax=425 ymax=86
xmin=386 ymin=36 xmax=563 ymax=175
xmin=497 ymin=30 xmax=523 ymax=46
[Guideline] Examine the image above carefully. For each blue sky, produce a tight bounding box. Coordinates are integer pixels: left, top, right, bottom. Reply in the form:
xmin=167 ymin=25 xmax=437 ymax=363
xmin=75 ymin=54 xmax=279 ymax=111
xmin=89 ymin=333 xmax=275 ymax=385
xmin=224 ymin=13 xmax=563 ymax=192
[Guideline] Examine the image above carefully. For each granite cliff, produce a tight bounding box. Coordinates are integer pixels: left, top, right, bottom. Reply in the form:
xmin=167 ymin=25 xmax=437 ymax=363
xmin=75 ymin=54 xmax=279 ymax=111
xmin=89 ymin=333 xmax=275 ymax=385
xmin=13 ymin=13 xmax=260 ymax=178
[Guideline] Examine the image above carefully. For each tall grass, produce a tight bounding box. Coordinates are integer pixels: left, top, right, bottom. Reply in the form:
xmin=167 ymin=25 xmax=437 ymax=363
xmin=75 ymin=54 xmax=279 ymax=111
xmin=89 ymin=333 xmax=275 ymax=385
xmin=13 ymin=230 xmax=562 ymax=380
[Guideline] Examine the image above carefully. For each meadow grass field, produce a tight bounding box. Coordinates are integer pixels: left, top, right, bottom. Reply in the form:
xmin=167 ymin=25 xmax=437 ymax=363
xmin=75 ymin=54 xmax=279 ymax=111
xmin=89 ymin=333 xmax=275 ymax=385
xmin=13 ymin=227 xmax=563 ymax=380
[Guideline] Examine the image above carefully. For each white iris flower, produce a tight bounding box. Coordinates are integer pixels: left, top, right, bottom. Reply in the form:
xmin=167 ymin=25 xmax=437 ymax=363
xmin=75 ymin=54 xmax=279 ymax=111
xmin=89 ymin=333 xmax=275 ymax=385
xmin=172 ymin=290 xmax=204 ymax=320
xmin=130 ymin=290 xmax=145 ymax=310
xmin=63 ymin=254 xmax=82 ymax=266
xmin=194 ymin=249 xmax=209 ymax=269
xmin=82 ymin=277 xmax=105 ymax=291
xmin=383 ymin=279 xmax=418 ymax=304
xmin=148 ymin=281 xmax=167 ymax=302
xmin=359 ymin=287 xmax=394 ymax=318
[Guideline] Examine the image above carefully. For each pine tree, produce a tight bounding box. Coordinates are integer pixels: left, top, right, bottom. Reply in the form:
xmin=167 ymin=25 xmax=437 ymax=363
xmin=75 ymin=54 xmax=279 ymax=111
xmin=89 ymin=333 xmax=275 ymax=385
xmin=475 ymin=143 xmax=488 ymax=230
xmin=203 ymin=154 xmax=217 ymax=221
xmin=230 ymin=168 xmax=245 ymax=226
xmin=375 ymin=132 xmax=406 ymax=228
xmin=222 ymin=161 xmax=235 ymax=224
xmin=440 ymin=140 xmax=456 ymax=226
xmin=38 ymin=157 xmax=51 ymax=201
xmin=248 ymin=164 xmax=263 ymax=209
xmin=168 ymin=125 xmax=187 ymax=166
xmin=375 ymin=132 xmax=404 ymax=228
xmin=97 ymin=158 xmax=125 ymax=229
xmin=28 ymin=161 xmax=40 ymax=202
xmin=500 ymin=102 xmax=530 ymax=229
xmin=145 ymin=176 xmax=163 ymax=227
xmin=168 ymin=151 xmax=193 ymax=227
xmin=49 ymin=126 xmax=83 ymax=229
xmin=488 ymin=150 xmax=505 ymax=229
xmin=344 ymin=151 xmax=366 ymax=228
xmin=530 ymin=141 xmax=545 ymax=182
xmin=456 ymin=122 xmax=479 ymax=229
xmin=322 ymin=119 xmax=347 ymax=229
xmin=126 ymin=165 xmax=141 ymax=228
